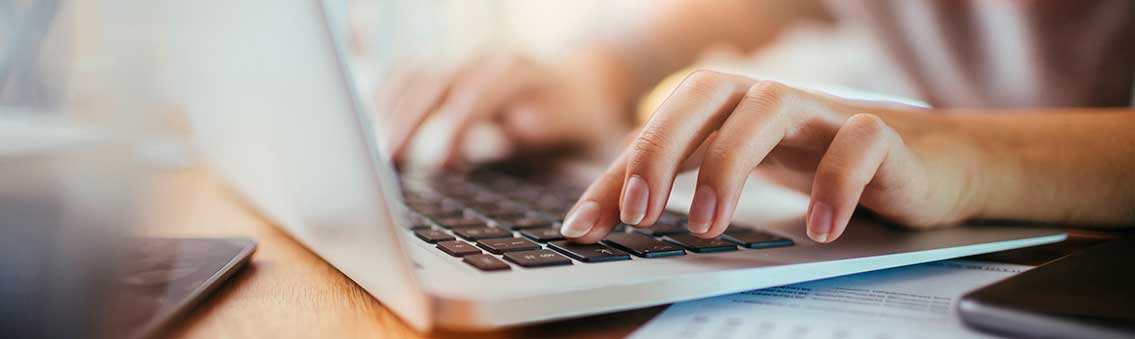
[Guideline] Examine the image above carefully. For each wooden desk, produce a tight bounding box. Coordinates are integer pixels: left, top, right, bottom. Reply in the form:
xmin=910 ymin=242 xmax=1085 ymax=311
xmin=143 ymin=166 xmax=659 ymax=339
xmin=145 ymin=166 xmax=1107 ymax=339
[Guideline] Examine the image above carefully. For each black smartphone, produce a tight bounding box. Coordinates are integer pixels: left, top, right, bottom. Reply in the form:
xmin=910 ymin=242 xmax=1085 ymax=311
xmin=958 ymin=238 xmax=1135 ymax=339
xmin=106 ymin=237 xmax=257 ymax=338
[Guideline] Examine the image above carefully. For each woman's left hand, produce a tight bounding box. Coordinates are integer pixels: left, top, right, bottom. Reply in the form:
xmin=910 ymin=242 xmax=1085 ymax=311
xmin=560 ymin=70 xmax=986 ymax=243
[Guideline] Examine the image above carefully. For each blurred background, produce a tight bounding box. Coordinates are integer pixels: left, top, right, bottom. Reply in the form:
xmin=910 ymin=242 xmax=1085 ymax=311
xmin=0 ymin=1 xmax=952 ymax=337
xmin=1 ymin=0 xmax=920 ymax=173
xmin=3 ymin=0 xmax=1128 ymax=337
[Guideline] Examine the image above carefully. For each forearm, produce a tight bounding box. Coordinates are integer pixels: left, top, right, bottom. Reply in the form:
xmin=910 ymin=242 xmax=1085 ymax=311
xmin=952 ymin=109 xmax=1135 ymax=227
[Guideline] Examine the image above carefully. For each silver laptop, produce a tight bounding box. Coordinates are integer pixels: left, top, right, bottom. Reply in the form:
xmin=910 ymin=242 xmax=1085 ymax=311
xmin=168 ymin=0 xmax=1065 ymax=331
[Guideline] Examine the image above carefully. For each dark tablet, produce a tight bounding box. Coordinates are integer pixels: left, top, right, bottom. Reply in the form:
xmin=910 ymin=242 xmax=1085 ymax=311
xmin=959 ymin=238 xmax=1135 ymax=339
xmin=106 ymin=238 xmax=256 ymax=338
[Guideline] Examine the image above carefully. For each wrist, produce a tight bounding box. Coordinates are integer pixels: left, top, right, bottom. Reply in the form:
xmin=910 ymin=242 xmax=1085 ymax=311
xmin=943 ymin=113 xmax=1016 ymax=223
xmin=901 ymin=112 xmax=994 ymax=225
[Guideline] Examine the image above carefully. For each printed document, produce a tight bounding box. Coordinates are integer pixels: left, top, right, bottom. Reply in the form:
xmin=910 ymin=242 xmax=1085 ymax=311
xmin=629 ymin=260 xmax=1029 ymax=339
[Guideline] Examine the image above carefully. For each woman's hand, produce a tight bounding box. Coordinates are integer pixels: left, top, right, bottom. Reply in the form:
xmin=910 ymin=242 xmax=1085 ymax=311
xmin=560 ymin=70 xmax=986 ymax=244
xmin=375 ymin=51 xmax=632 ymax=170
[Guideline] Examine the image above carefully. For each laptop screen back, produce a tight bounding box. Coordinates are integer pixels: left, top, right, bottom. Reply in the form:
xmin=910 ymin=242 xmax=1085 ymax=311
xmin=161 ymin=0 xmax=432 ymax=330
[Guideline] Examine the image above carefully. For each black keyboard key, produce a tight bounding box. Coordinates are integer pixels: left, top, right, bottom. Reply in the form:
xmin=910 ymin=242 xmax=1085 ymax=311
xmin=439 ymin=188 xmax=476 ymax=200
xmin=548 ymin=241 xmax=631 ymax=263
xmin=723 ymin=228 xmax=794 ymax=249
xmin=633 ymin=223 xmax=691 ymax=236
xmin=463 ymin=254 xmax=511 ymax=271
xmin=482 ymin=175 xmax=521 ymax=189
xmin=436 ymin=240 xmax=482 ymax=257
xmin=657 ymin=211 xmax=688 ymax=225
xmin=520 ymin=228 xmax=566 ymax=242
xmin=404 ymin=199 xmax=436 ymax=210
xmin=502 ymin=249 xmax=572 ymax=268
xmin=664 ymin=234 xmax=738 ymax=253
xmin=473 ymin=204 xmax=526 ymax=218
xmin=406 ymin=216 xmax=433 ymax=230
xmin=508 ymin=187 xmax=543 ymax=200
xmin=555 ymin=189 xmax=584 ymax=201
xmin=499 ymin=217 xmax=553 ymax=230
xmin=468 ymin=193 xmax=503 ymax=205
xmin=477 ymin=237 xmax=541 ymax=254
xmin=553 ymin=222 xmax=625 ymax=233
xmin=434 ymin=216 xmax=488 ymax=229
xmin=402 ymin=194 xmax=433 ymax=206
xmin=533 ymin=195 xmax=564 ymax=207
xmin=412 ymin=202 xmax=464 ymax=218
xmin=453 ymin=226 xmax=513 ymax=241
xmin=414 ymin=229 xmax=455 ymax=243
xmin=431 ymin=179 xmax=475 ymax=195
xmin=603 ymin=233 xmax=686 ymax=258
xmin=534 ymin=197 xmax=572 ymax=214
xmin=541 ymin=206 xmax=572 ymax=216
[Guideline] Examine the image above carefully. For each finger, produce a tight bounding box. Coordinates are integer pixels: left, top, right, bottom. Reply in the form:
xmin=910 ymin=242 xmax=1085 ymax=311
xmin=561 ymin=154 xmax=628 ymax=243
xmin=688 ymin=81 xmax=796 ymax=238
xmin=375 ymin=66 xmax=421 ymax=160
xmin=565 ymin=124 xmax=727 ymax=243
xmin=374 ymin=66 xmax=418 ymax=116
xmin=431 ymin=55 xmax=540 ymax=167
xmin=618 ymin=70 xmax=752 ymax=227
xmin=808 ymin=113 xmax=917 ymax=243
xmin=679 ymin=132 xmax=718 ymax=171
xmin=385 ymin=66 xmax=461 ymax=163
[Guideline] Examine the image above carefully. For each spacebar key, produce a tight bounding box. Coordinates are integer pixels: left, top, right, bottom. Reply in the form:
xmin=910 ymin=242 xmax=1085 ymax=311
xmin=603 ymin=233 xmax=685 ymax=258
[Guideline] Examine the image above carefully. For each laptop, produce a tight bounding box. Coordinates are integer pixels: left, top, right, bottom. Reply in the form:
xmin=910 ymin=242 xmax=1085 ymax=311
xmin=167 ymin=0 xmax=1066 ymax=331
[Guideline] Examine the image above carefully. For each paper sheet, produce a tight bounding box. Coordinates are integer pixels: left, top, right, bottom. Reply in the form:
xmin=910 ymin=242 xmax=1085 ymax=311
xmin=629 ymin=260 xmax=1029 ymax=339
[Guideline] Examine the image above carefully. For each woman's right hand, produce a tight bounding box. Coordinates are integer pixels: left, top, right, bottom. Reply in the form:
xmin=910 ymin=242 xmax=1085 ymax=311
xmin=375 ymin=51 xmax=632 ymax=170
xmin=560 ymin=70 xmax=987 ymax=244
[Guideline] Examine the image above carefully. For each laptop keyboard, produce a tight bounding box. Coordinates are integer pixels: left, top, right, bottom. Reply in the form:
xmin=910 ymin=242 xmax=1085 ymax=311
xmin=400 ymin=170 xmax=794 ymax=272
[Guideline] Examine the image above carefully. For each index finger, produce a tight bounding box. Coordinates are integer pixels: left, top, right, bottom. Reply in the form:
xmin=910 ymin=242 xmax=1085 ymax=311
xmin=560 ymin=153 xmax=629 ymax=243
xmin=562 ymin=70 xmax=755 ymax=242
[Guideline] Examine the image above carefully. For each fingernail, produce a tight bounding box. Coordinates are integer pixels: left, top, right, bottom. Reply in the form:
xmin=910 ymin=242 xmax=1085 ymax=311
xmin=808 ymin=200 xmax=834 ymax=243
xmin=687 ymin=185 xmax=716 ymax=233
xmin=561 ymin=200 xmax=599 ymax=238
xmin=620 ymin=175 xmax=649 ymax=225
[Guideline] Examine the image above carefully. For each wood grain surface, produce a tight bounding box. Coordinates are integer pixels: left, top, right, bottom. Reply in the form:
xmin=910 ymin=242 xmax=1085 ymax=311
xmin=141 ymin=167 xmax=659 ymax=339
